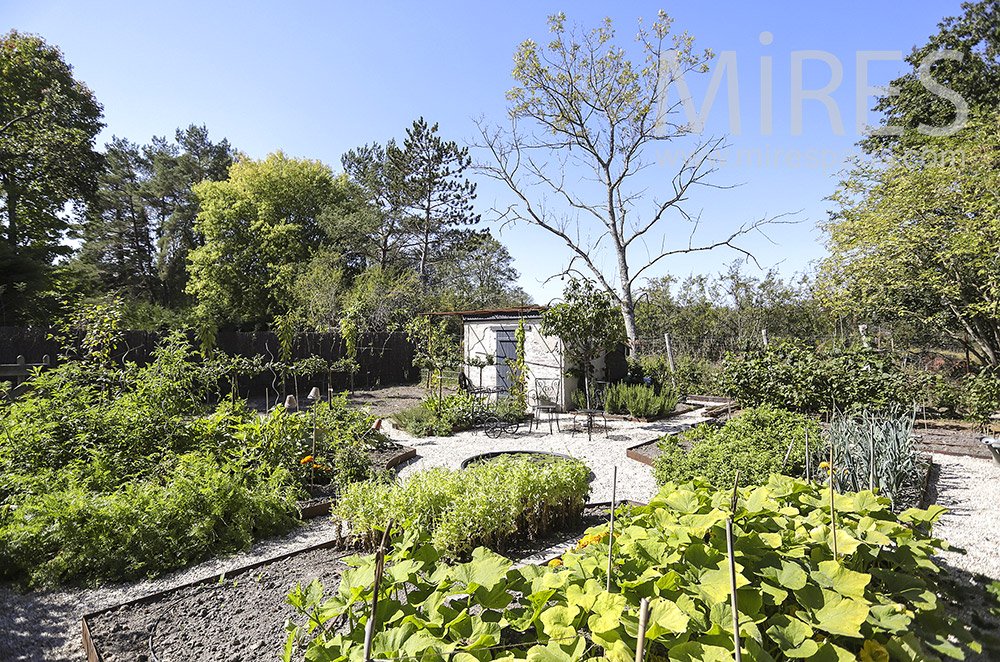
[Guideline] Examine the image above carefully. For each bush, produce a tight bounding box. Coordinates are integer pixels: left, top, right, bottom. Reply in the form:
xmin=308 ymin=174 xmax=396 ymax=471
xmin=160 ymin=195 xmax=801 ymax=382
xmin=638 ymin=354 xmax=721 ymax=397
xmin=720 ymin=341 xmax=913 ymax=413
xmin=604 ymin=382 xmax=679 ymax=418
xmin=0 ymin=454 xmax=298 ymax=585
xmin=963 ymin=368 xmax=1000 ymax=426
xmin=333 ymin=455 xmax=590 ymax=556
xmin=654 ymin=404 xmax=820 ymax=487
xmin=287 ymin=475 xmax=980 ymax=662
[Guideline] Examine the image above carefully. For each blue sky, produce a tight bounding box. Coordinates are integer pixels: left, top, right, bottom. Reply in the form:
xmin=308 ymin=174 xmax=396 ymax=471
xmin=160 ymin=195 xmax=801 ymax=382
xmin=5 ymin=1 xmax=967 ymax=304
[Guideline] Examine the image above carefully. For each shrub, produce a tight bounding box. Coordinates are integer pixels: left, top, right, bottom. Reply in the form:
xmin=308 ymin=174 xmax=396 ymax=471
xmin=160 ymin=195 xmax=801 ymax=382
xmin=333 ymin=455 xmax=590 ymax=556
xmin=604 ymin=382 xmax=679 ymax=418
xmin=963 ymin=368 xmax=1000 ymax=426
xmin=638 ymin=354 xmax=721 ymax=397
xmin=0 ymin=454 xmax=298 ymax=586
xmin=654 ymin=404 xmax=820 ymax=487
xmin=720 ymin=341 xmax=913 ymax=413
xmin=286 ymin=475 xmax=980 ymax=662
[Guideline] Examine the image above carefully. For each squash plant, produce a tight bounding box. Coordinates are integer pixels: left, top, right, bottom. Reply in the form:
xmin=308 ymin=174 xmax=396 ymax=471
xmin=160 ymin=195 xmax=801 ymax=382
xmin=287 ymin=475 xmax=980 ymax=661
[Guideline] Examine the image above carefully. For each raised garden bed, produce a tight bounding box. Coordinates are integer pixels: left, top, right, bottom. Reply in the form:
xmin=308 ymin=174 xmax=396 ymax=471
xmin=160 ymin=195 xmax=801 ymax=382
xmin=82 ymin=504 xmax=620 ymax=662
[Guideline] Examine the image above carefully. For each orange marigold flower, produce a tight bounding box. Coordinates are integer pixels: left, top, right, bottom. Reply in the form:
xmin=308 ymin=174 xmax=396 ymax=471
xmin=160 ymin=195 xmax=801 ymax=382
xmin=301 ymin=455 xmax=314 ymax=464
xmin=548 ymin=558 xmax=563 ymax=567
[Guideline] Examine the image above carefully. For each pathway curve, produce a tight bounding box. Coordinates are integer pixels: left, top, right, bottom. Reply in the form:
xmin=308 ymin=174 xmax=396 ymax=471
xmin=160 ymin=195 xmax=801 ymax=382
xmin=389 ymin=411 xmax=705 ymax=504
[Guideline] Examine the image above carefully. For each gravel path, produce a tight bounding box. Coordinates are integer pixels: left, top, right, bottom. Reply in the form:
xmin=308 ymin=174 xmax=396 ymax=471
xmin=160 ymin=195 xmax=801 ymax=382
xmin=929 ymin=453 xmax=1000 ymax=580
xmin=389 ymin=411 xmax=707 ymax=504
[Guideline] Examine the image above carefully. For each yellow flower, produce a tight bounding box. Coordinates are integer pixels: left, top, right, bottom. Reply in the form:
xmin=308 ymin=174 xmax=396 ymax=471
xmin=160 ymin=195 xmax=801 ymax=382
xmin=548 ymin=558 xmax=563 ymax=567
xmin=819 ymin=461 xmax=830 ymax=469
xmin=300 ymin=455 xmax=314 ymax=464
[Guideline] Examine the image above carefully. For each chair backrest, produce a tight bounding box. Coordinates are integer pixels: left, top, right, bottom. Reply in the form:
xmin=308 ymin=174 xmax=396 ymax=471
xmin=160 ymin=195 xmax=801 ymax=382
xmin=458 ymin=371 xmax=473 ymax=393
xmin=534 ymin=377 xmax=559 ymax=406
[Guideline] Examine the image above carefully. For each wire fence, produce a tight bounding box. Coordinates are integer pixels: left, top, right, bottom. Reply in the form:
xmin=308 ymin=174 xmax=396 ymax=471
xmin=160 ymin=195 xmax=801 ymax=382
xmin=636 ymin=330 xmax=973 ymax=372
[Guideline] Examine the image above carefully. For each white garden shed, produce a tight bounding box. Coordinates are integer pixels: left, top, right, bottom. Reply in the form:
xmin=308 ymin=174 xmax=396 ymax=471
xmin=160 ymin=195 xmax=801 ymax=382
xmin=429 ymin=306 xmax=578 ymax=411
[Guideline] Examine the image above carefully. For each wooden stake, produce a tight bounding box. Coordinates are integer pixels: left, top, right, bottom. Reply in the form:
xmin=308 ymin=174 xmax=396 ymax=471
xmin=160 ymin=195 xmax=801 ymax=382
xmin=635 ymin=598 xmax=650 ymax=662
xmin=727 ymin=471 xmax=742 ymax=662
xmin=607 ymin=466 xmax=617 ymax=593
xmin=805 ymin=428 xmax=810 ymax=483
xmin=829 ymin=442 xmax=838 ymax=559
xmin=363 ymin=521 xmax=394 ymax=662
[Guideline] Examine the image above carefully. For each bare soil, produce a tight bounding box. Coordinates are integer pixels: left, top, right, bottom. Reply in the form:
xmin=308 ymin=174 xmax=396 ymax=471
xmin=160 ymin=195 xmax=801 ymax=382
xmin=86 ymin=506 xmax=612 ymax=662
xmin=344 ymin=383 xmax=452 ymax=418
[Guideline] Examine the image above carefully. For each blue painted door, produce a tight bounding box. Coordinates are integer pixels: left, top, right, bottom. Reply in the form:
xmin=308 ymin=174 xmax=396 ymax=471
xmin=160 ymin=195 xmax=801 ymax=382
xmin=495 ymin=329 xmax=516 ymax=393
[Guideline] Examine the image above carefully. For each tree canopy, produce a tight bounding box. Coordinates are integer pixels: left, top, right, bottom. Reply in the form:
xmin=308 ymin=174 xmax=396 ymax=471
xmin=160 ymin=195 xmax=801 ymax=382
xmin=0 ymin=30 xmax=103 ymax=323
xmin=821 ymin=118 xmax=1000 ymax=365
xmin=187 ymin=152 xmax=351 ymax=328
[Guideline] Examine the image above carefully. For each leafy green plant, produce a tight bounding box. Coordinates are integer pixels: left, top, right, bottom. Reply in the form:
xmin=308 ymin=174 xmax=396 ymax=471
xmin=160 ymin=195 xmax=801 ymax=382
xmin=287 ymin=475 xmax=978 ymax=662
xmin=639 ymin=354 xmax=722 ymax=397
xmin=721 ymin=341 xmax=914 ymax=414
xmin=654 ymin=405 xmax=820 ymax=487
xmin=604 ymin=382 xmax=679 ymax=418
xmin=0 ymin=454 xmax=298 ymax=586
xmin=828 ymin=407 xmax=921 ymax=509
xmin=333 ymin=455 xmax=590 ymax=556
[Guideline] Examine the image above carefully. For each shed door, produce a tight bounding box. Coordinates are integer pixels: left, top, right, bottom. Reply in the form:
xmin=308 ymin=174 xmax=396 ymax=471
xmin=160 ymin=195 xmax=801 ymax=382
xmin=495 ymin=328 xmax=517 ymax=392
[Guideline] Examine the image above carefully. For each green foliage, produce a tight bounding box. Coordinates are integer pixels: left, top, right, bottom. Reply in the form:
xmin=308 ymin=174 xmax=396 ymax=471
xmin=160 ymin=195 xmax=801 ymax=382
xmin=288 ymin=475 xmax=977 ymax=662
xmin=654 ymin=405 xmax=821 ymax=488
xmin=0 ymin=334 xmax=382 ymax=586
xmin=187 ymin=152 xmax=351 ymax=328
xmin=828 ymin=408 xmax=920 ymax=509
xmin=0 ymin=454 xmax=297 ymax=585
xmin=721 ymin=341 xmax=913 ymax=414
xmin=604 ymin=382 xmax=679 ymax=418
xmin=333 ymin=455 xmax=590 ymax=556
xmin=541 ymin=278 xmax=625 ymax=406
xmin=0 ymin=30 xmax=104 ymax=324
xmin=509 ymin=318 xmax=529 ymax=415
xmin=638 ymin=354 xmax=722 ymax=397
xmin=636 ymin=263 xmax=833 ymax=343
xmin=962 ymin=368 xmax=1000 ymax=426
xmin=821 ymin=116 xmax=1000 ymax=367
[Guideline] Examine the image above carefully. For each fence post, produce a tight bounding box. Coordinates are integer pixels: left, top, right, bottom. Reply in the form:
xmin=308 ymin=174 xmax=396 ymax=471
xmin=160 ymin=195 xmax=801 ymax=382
xmin=760 ymin=328 xmax=768 ymax=348
xmin=663 ymin=334 xmax=677 ymax=389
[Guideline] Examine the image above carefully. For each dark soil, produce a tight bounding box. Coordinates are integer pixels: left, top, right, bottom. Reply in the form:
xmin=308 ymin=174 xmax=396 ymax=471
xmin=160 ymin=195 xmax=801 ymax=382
xmin=87 ymin=506 xmax=615 ymax=662
xmin=345 ymin=383 xmax=451 ymax=418
xmin=88 ymin=546 xmax=352 ymax=662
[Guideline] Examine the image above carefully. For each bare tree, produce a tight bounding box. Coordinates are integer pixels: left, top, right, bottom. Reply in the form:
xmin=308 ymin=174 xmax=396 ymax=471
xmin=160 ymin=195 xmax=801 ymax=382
xmin=476 ymin=12 xmax=788 ymax=351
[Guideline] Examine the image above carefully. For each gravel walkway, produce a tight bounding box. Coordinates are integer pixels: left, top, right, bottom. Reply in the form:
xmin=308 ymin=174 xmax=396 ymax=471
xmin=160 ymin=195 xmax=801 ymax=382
xmin=390 ymin=411 xmax=707 ymax=504
xmin=929 ymin=453 xmax=1000 ymax=580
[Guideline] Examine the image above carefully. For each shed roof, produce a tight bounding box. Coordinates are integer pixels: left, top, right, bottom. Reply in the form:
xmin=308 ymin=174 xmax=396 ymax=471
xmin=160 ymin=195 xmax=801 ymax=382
xmin=423 ymin=305 xmax=547 ymax=321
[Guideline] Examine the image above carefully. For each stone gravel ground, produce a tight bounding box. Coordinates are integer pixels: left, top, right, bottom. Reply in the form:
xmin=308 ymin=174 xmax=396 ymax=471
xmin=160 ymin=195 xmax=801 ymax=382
xmin=930 ymin=453 xmax=1000 ymax=580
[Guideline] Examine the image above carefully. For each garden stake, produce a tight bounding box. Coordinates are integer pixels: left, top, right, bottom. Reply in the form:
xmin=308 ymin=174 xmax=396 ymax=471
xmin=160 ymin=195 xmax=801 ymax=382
xmin=805 ymin=428 xmax=810 ymax=482
xmin=635 ymin=598 xmax=650 ymax=662
xmin=727 ymin=471 xmax=743 ymax=662
xmin=363 ymin=520 xmax=394 ymax=662
xmin=829 ymin=442 xmax=838 ymax=559
xmin=869 ymin=421 xmax=875 ymax=492
xmin=607 ymin=466 xmax=617 ymax=593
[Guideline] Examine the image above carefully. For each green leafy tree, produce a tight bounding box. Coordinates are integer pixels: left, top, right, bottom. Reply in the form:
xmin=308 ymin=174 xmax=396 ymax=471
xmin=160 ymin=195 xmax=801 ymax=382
xmin=0 ymin=30 xmax=103 ymax=323
xmin=820 ymin=117 xmax=1000 ymax=366
xmin=541 ymin=278 xmax=625 ymax=407
xmin=341 ymin=141 xmax=412 ymax=270
xmin=862 ymin=0 xmax=1000 ymax=153
xmin=187 ymin=152 xmax=349 ymax=328
xmin=430 ymin=232 xmax=532 ymax=311
xmin=477 ymin=13 xmax=781 ymax=352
